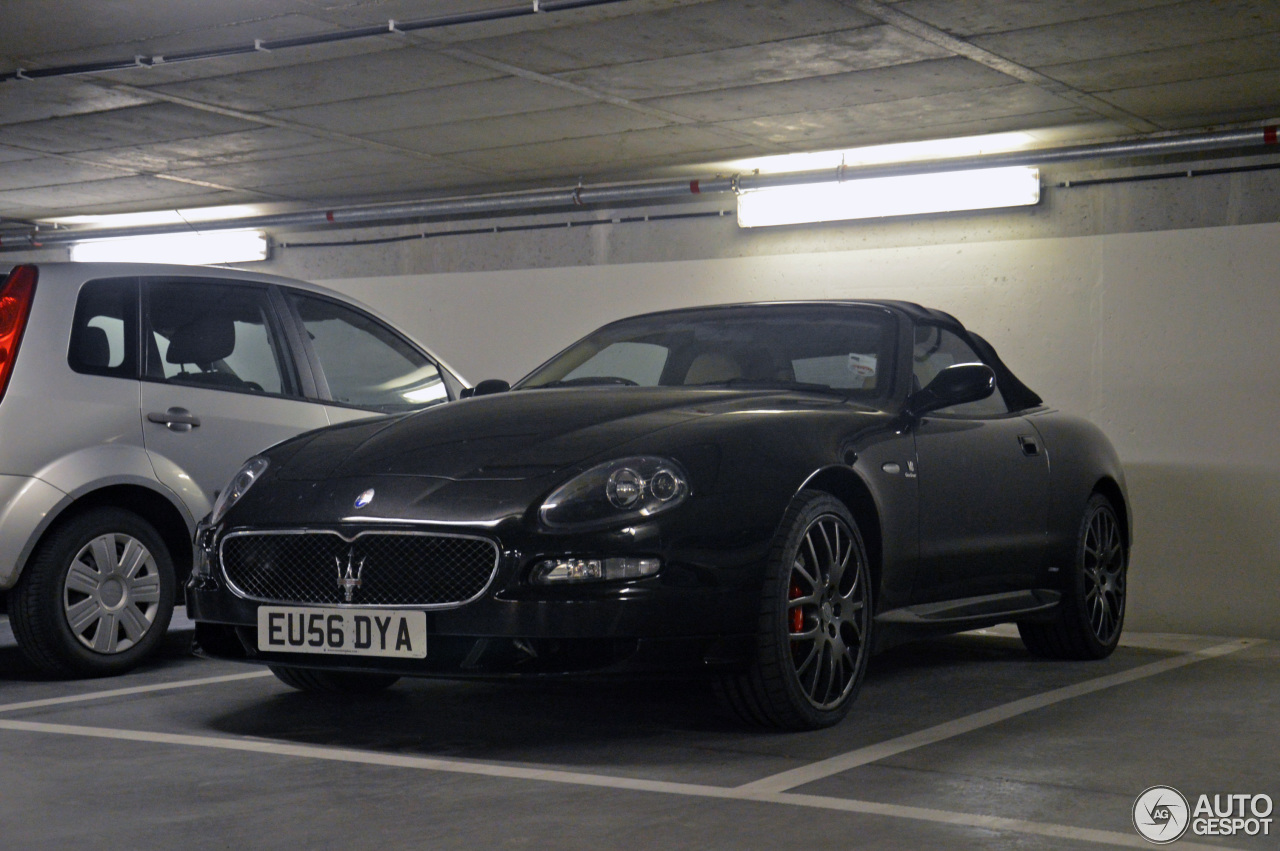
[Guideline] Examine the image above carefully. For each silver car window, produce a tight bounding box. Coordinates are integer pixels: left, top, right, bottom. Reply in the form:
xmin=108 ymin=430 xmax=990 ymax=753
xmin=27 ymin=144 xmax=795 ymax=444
xmin=144 ymin=280 xmax=294 ymax=397
xmin=288 ymin=292 xmax=446 ymax=412
xmin=68 ymin=277 xmax=137 ymax=378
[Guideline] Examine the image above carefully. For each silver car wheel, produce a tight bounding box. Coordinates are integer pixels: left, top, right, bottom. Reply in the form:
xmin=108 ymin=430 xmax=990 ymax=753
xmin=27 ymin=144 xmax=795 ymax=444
xmin=63 ymin=532 xmax=162 ymax=654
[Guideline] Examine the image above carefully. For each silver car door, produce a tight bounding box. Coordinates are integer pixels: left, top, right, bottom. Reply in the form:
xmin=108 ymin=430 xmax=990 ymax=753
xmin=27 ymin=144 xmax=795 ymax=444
xmin=139 ymin=278 xmax=330 ymax=519
xmin=283 ymin=290 xmax=453 ymax=426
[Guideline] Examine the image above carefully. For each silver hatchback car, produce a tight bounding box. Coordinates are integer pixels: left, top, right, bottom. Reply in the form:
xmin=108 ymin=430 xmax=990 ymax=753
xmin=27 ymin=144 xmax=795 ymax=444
xmin=0 ymin=262 xmax=464 ymax=677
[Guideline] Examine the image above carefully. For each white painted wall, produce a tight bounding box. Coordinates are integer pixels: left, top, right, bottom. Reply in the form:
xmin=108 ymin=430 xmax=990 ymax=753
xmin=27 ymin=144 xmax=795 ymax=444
xmin=329 ymin=220 xmax=1280 ymax=639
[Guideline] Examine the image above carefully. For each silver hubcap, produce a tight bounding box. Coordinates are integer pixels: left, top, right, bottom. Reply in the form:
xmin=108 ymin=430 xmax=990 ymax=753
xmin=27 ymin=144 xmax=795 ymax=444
xmin=787 ymin=514 xmax=868 ymax=710
xmin=63 ymin=533 xmax=161 ymax=654
xmin=1082 ymin=507 xmax=1126 ymax=645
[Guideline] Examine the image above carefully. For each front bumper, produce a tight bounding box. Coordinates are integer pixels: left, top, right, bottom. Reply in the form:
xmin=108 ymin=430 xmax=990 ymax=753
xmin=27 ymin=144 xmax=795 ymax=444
xmin=187 ymin=517 xmax=767 ymax=678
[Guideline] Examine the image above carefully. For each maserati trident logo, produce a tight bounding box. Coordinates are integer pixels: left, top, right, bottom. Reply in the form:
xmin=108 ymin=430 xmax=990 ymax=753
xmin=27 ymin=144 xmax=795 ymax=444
xmin=336 ymin=547 xmax=365 ymax=602
xmin=354 ymin=488 xmax=375 ymax=509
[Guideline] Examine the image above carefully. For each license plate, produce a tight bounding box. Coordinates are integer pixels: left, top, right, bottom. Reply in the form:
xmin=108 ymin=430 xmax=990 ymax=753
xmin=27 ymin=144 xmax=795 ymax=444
xmin=257 ymin=606 xmax=427 ymax=659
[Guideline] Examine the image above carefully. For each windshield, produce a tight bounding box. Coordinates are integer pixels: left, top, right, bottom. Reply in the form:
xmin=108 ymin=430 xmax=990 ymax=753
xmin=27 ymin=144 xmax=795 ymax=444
xmin=518 ymin=305 xmax=896 ymax=397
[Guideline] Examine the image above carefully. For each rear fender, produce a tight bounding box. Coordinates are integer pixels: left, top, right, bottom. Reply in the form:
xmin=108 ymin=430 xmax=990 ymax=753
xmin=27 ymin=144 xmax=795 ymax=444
xmin=2 ymin=469 xmax=195 ymax=590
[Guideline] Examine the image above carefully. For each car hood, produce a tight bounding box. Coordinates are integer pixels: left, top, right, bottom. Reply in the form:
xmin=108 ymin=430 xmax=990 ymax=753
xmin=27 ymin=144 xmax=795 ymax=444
xmin=273 ymin=386 xmax=854 ymax=482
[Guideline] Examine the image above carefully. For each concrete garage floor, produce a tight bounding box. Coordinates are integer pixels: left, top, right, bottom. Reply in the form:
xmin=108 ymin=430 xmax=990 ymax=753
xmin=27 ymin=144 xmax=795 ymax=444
xmin=0 ymin=615 xmax=1274 ymax=851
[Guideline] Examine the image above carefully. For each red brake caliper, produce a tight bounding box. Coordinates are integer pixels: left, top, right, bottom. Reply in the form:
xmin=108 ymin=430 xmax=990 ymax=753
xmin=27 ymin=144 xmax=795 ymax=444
xmin=789 ymin=580 xmax=805 ymax=634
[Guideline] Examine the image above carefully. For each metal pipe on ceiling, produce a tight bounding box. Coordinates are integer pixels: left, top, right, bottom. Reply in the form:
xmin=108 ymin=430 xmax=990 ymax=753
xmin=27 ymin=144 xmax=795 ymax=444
xmin=1 ymin=124 xmax=1276 ymax=251
xmin=0 ymin=0 xmax=631 ymax=82
xmin=739 ymin=125 xmax=1279 ymax=189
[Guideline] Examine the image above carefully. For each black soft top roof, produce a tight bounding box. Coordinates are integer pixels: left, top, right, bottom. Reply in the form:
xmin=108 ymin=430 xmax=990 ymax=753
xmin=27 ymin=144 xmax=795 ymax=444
xmin=607 ymin=300 xmax=1044 ymax=412
xmin=870 ymin=301 xmax=1043 ymax=412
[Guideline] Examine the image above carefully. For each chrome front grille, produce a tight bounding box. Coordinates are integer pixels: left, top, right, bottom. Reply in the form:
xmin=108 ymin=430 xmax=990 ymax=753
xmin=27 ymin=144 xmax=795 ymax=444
xmin=219 ymin=530 xmax=499 ymax=608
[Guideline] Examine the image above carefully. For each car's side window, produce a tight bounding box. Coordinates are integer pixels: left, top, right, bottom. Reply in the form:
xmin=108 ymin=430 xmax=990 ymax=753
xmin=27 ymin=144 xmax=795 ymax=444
xmin=68 ymin=278 xmax=138 ymax=378
xmin=912 ymin=325 xmax=1008 ymax=416
xmin=287 ymin=292 xmax=447 ymax=411
xmin=143 ymin=280 xmax=294 ymax=397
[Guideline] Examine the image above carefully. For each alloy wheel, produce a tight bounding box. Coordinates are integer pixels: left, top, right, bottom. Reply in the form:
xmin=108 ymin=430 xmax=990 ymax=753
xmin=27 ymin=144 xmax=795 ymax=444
xmin=1082 ymin=505 xmax=1125 ymax=646
xmin=786 ymin=513 xmax=869 ymax=710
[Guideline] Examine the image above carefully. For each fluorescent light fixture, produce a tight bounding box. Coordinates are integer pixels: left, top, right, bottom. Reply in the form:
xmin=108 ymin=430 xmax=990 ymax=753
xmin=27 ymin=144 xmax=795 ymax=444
xmin=47 ymin=204 xmax=267 ymax=228
xmin=721 ymin=132 xmax=1036 ymax=175
xmin=736 ymin=166 xmax=1041 ymax=228
xmin=69 ymin=230 xmax=270 ymax=264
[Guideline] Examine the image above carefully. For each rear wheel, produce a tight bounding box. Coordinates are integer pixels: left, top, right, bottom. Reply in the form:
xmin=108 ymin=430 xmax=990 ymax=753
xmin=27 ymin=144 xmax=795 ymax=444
xmin=269 ymin=665 xmax=401 ymax=694
xmin=10 ymin=507 xmax=175 ymax=677
xmin=1019 ymin=493 xmax=1127 ymax=660
xmin=716 ymin=492 xmax=872 ymax=730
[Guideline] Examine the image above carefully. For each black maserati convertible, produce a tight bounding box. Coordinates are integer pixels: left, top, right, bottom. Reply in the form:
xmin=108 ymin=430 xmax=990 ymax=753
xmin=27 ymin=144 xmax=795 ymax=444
xmin=187 ymin=301 xmax=1130 ymax=730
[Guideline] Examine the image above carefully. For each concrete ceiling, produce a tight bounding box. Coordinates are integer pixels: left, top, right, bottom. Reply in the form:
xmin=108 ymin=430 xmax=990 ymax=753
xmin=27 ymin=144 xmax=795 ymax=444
xmin=2 ymin=0 xmax=1279 ymax=225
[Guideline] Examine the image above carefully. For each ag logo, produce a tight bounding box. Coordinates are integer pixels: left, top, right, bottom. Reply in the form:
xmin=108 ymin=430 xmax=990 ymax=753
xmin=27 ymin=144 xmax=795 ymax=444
xmin=1134 ymin=786 xmax=1190 ymax=844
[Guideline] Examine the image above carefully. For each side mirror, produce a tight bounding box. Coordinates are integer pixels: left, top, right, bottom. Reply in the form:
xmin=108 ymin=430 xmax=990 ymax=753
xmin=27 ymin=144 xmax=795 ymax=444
xmin=905 ymin=363 xmax=996 ymax=417
xmin=461 ymin=378 xmax=510 ymax=399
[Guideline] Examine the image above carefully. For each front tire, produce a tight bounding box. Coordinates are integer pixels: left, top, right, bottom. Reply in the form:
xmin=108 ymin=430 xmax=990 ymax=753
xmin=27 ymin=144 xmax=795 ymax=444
xmin=9 ymin=507 xmax=175 ymax=677
xmin=269 ymin=666 xmax=401 ymax=694
xmin=716 ymin=492 xmax=872 ymax=730
xmin=1019 ymin=493 xmax=1127 ymax=660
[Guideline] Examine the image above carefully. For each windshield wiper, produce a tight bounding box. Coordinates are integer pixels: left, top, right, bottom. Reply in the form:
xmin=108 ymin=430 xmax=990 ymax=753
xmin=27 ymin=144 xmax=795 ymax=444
xmin=696 ymin=378 xmax=845 ymax=394
xmin=538 ymin=376 xmax=640 ymax=388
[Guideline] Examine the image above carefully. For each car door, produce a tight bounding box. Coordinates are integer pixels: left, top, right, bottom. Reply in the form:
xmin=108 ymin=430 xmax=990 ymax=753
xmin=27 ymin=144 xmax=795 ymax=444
xmin=910 ymin=325 xmax=1049 ymax=603
xmin=281 ymin=289 xmax=455 ymax=426
xmin=139 ymin=278 xmax=331 ymax=520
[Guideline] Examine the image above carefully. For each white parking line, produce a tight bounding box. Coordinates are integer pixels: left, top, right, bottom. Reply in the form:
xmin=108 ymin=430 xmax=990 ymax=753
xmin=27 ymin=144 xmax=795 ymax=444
xmin=736 ymin=638 xmax=1261 ymax=794
xmin=0 ymin=670 xmax=274 ymax=714
xmin=0 ymin=716 xmax=1241 ymax=851
xmin=0 ymin=636 xmax=1262 ymax=849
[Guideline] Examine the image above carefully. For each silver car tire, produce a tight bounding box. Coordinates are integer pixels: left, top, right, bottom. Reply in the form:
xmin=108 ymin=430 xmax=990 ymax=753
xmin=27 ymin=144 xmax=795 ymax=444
xmin=9 ymin=507 xmax=175 ymax=677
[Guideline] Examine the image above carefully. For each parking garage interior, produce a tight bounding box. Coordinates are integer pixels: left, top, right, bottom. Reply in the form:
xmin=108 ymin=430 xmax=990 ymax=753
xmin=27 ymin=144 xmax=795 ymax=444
xmin=3 ymin=2 xmax=1279 ymax=848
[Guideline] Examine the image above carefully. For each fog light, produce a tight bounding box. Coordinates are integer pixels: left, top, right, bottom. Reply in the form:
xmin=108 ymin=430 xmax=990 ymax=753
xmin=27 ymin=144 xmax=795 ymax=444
xmin=532 ymin=557 xmax=661 ymax=584
xmin=606 ymin=557 xmax=661 ymax=579
xmin=534 ymin=558 xmax=603 ymax=583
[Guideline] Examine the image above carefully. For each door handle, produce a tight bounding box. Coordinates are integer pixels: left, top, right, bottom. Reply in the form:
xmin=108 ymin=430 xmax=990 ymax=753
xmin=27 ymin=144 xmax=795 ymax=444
xmin=1018 ymin=435 xmax=1039 ymax=456
xmin=147 ymin=407 xmax=201 ymax=432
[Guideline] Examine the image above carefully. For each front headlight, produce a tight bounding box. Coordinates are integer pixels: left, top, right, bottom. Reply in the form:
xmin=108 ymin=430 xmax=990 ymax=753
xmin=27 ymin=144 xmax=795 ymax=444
xmin=539 ymin=456 xmax=689 ymax=530
xmin=190 ymin=522 xmax=216 ymax=579
xmin=209 ymin=456 xmax=269 ymax=525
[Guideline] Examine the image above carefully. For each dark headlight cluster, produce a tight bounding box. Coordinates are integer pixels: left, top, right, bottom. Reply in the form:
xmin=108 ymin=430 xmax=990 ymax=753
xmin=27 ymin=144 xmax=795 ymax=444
xmin=539 ymin=456 xmax=689 ymax=530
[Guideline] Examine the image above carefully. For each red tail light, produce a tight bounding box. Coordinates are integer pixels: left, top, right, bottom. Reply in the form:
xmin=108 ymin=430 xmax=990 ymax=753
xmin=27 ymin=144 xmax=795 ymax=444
xmin=0 ymin=264 xmax=38 ymax=403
